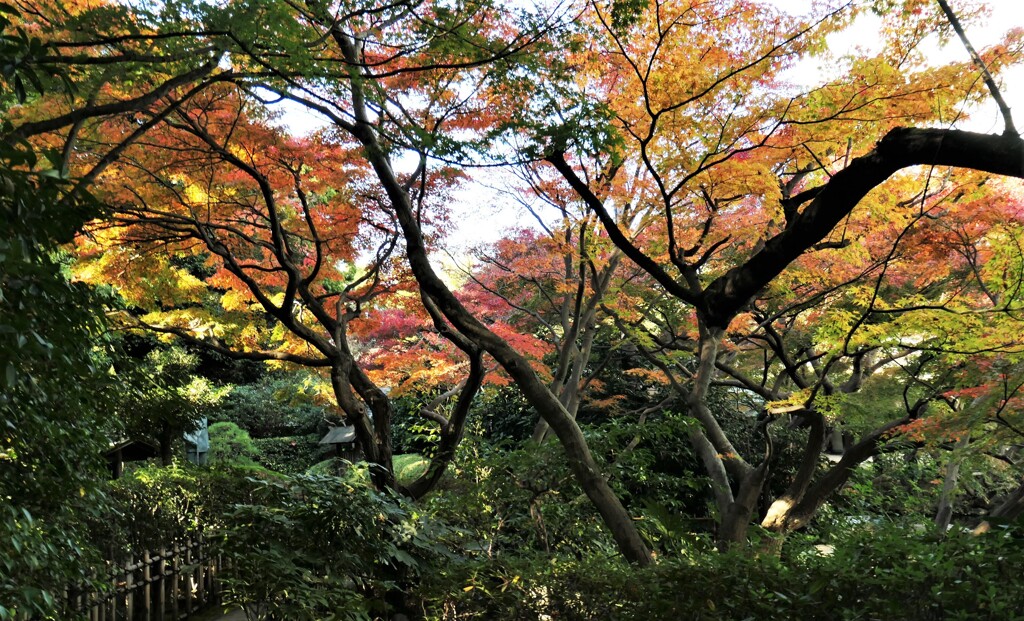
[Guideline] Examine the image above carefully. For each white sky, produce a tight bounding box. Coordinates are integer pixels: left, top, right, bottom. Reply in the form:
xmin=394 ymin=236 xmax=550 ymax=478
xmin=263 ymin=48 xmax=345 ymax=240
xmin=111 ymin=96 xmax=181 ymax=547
xmin=806 ymin=0 xmax=1023 ymax=136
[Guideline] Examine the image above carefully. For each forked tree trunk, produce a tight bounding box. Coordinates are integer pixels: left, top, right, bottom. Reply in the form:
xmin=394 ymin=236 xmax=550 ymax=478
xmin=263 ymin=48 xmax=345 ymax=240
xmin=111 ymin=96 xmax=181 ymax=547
xmin=345 ymin=98 xmax=652 ymax=563
xmin=973 ymin=479 xmax=1024 ymax=535
xmin=762 ymin=415 xmax=912 ymax=535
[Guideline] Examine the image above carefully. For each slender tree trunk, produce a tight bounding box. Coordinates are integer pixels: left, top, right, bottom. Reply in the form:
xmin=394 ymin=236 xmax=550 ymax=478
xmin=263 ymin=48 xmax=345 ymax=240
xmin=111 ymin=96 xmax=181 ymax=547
xmin=158 ymin=425 xmax=174 ymax=466
xmin=935 ymin=433 xmax=970 ymax=531
xmin=329 ymin=361 xmax=396 ymax=490
xmin=686 ymin=323 xmax=762 ymax=546
xmin=352 ymin=120 xmax=653 ymax=565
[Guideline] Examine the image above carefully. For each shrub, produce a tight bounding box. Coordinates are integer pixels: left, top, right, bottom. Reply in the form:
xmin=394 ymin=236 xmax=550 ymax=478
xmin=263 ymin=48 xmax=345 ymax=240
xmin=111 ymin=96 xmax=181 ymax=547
xmin=94 ymin=463 xmax=263 ymax=554
xmin=216 ymin=474 xmax=448 ymax=621
xmin=211 ymin=373 xmax=325 ymax=439
xmin=208 ymin=422 xmax=263 ymax=470
xmin=252 ymin=434 xmax=325 ymax=474
xmin=420 ymin=522 xmax=1024 ymax=620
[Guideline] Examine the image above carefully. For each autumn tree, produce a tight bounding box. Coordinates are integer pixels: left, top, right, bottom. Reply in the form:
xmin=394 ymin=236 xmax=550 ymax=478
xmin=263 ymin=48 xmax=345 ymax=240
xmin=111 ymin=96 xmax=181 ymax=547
xmin=538 ymin=0 xmax=1024 ymax=546
xmin=70 ymin=81 xmax=483 ymax=494
xmin=20 ymin=0 xmax=1024 ymax=565
xmin=458 ymin=201 xmax=644 ymax=443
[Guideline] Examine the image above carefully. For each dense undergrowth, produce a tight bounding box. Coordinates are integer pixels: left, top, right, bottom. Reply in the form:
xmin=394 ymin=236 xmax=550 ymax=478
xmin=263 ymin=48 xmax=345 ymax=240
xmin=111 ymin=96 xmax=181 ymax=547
xmin=89 ymin=441 xmax=1024 ymax=621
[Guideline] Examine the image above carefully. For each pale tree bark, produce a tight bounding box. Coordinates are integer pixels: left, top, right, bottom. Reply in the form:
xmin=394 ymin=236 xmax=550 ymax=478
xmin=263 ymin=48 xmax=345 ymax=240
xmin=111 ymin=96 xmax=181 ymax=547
xmin=973 ymin=480 xmax=1024 ymax=534
xmin=532 ymin=233 xmax=623 ymax=443
xmin=761 ymin=415 xmax=914 ymax=534
xmin=935 ymin=433 xmax=971 ymax=531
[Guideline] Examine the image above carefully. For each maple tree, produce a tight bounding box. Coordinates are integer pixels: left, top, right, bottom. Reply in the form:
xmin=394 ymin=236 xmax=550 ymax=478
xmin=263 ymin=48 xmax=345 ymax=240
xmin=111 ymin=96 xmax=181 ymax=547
xmin=458 ymin=207 xmax=642 ymax=442
xmin=70 ymin=82 xmax=482 ymax=495
xmin=5 ymin=0 xmax=659 ymax=562
xmin=536 ymin=0 xmax=1024 ymax=547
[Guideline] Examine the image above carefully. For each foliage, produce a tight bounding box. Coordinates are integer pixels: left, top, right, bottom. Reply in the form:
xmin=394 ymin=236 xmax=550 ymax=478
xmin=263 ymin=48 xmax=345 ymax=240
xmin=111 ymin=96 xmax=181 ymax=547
xmin=393 ymin=453 xmax=431 ymax=486
xmin=590 ymin=412 xmax=718 ymax=543
xmin=422 ymin=523 xmax=1024 ymax=620
xmin=207 ymin=422 xmax=264 ymax=470
xmin=252 ymin=435 xmax=325 ymax=474
xmin=528 ymin=0 xmax=1024 ymax=545
xmin=0 ymin=5 xmax=111 ymax=617
xmin=470 ymin=387 xmax=537 ymax=445
xmin=377 ymin=394 xmax=436 ymax=456
xmin=112 ymin=344 xmax=227 ymax=462
xmin=216 ymin=474 xmax=450 ymax=621
xmin=212 ymin=372 xmax=327 ymax=439
xmin=7 ymin=0 xmax=1024 ymax=579
xmin=93 ymin=463 xmax=257 ymax=554
xmin=306 ymin=458 xmax=347 ymax=477
xmin=426 ymin=435 xmax=614 ymax=559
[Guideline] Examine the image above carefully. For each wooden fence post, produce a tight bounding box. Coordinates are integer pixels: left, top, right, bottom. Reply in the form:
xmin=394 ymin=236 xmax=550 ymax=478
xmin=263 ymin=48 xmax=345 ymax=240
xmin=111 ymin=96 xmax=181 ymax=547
xmin=156 ymin=549 xmax=166 ymax=621
xmin=142 ymin=550 xmax=152 ymax=621
xmin=197 ymin=535 xmax=207 ymax=609
xmin=89 ymin=567 xmax=98 ymax=621
xmin=171 ymin=543 xmax=180 ymax=621
xmin=59 ymin=538 xmax=226 ymax=621
xmin=126 ymin=555 xmax=134 ymax=621
xmin=184 ymin=539 xmax=193 ymax=616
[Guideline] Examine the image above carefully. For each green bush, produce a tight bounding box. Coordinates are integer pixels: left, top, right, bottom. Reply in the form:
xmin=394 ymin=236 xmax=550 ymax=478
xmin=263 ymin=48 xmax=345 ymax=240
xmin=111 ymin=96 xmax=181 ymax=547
xmin=252 ymin=434 xmax=325 ymax=473
xmin=95 ymin=463 xmax=262 ymax=554
xmin=211 ymin=373 xmax=326 ymax=438
xmin=0 ymin=22 xmax=111 ymax=616
xmin=425 ymin=438 xmax=614 ymax=559
xmin=420 ymin=522 xmax=1024 ymax=620
xmin=216 ymin=474 xmax=449 ymax=621
xmin=208 ymin=422 xmax=263 ymax=470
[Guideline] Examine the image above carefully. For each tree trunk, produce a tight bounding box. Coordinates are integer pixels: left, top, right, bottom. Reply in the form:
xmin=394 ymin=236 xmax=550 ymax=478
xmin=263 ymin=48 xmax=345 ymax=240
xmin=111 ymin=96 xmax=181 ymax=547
xmin=155 ymin=423 xmax=175 ymax=466
xmin=351 ymin=111 xmax=652 ymax=564
xmin=718 ymin=464 xmax=769 ymax=549
xmin=973 ymin=478 xmax=1024 ymax=535
xmin=762 ymin=416 xmax=910 ymax=534
xmin=403 ymin=353 xmax=485 ymax=500
xmin=935 ymin=433 xmax=970 ymax=531
xmin=762 ymin=409 xmax=826 ymax=531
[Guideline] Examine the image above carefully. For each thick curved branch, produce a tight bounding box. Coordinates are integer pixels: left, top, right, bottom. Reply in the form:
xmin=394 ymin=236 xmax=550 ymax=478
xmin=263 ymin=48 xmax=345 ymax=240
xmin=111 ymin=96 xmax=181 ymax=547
xmin=703 ymin=128 xmax=1024 ymax=328
xmin=8 ymin=61 xmax=221 ymax=139
xmin=402 ymin=351 xmax=485 ymax=500
xmin=545 ymin=152 xmax=701 ymax=307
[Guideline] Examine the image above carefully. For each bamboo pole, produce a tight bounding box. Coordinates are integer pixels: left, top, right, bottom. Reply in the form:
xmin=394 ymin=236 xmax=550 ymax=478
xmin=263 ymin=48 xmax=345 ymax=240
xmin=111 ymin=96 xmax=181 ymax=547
xmin=142 ymin=550 xmax=151 ymax=621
